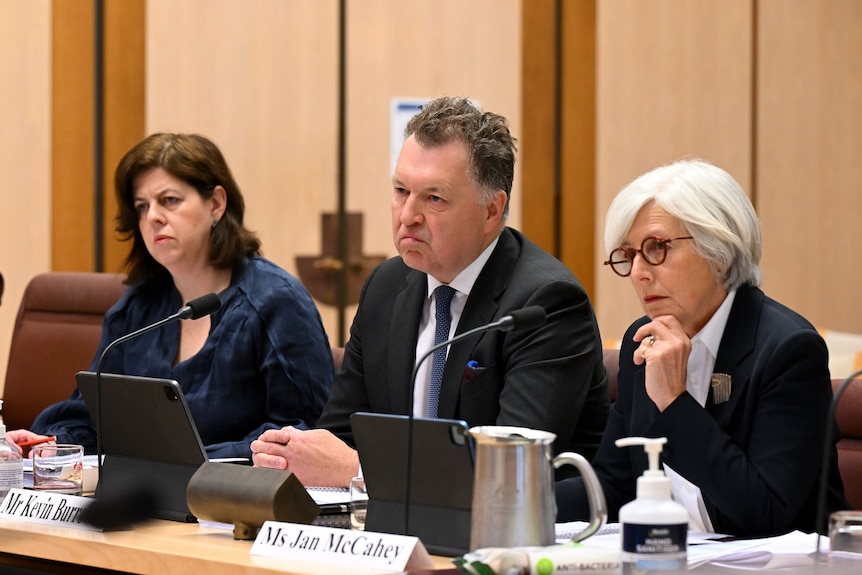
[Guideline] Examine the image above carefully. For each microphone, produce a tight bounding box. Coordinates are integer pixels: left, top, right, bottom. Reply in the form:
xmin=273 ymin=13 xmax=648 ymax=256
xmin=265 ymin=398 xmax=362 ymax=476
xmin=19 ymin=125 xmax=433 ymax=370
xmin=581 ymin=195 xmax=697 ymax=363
xmin=815 ymin=367 xmax=862 ymax=553
xmin=92 ymin=293 xmax=222 ymax=507
xmin=402 ymin=305 xmax=547 ymax=535
xmin=176 ymin=292 xmax=222 ymax=320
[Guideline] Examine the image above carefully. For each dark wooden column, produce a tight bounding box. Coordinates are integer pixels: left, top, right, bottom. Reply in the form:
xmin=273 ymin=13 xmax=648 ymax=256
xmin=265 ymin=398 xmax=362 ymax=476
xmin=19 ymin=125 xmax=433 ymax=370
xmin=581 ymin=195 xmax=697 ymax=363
xmin=101 ymin=0 xmax=146 ymax=273
xmin=51 ymin=0 xmax=145 ymax=273
xmin=521 ymin=0 xmax=597 ymax=299
xmin=52 ymin=0 xmax=96 ymax=271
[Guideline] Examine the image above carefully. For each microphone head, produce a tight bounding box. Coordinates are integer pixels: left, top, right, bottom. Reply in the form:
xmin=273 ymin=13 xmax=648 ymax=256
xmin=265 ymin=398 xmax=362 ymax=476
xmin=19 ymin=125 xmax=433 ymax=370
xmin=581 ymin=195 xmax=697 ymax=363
xmin=179 ymin=293 xmax=222 ymax=320
xmin=505 ymin=306 xmax=547 ymax=332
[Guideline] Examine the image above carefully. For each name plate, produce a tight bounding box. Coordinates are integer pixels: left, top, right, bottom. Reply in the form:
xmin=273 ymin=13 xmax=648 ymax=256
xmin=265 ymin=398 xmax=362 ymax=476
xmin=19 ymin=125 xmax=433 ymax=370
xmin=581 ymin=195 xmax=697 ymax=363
xmin=250 ymin=521 xmax=434 ymax=571
xmin=0 ymin=488 xmax=100 ymax=531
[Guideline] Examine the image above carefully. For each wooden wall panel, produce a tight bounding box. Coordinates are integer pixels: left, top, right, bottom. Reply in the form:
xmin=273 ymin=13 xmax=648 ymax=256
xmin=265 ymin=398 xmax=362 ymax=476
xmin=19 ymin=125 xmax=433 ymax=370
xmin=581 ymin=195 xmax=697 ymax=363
xmin=51 ymin=0 xmax=95 ymax=271
xmin=145 ymin=0 xmax=342 ymax=339
xmin=757 ymin=0 xmax=862 ymax=333
xmin=521 ymin=0 xmax=560 ymax=255
xmin=559 ymin=0 xmax=597 ymax=297
xmin=82 ymin=0 xmax=519 ymax=348
xmin=49 ymin=0 xmax=144 ymax=276
xmin=344 ymin=0 xmax=523 ymax=260
xmin=594 ymin=0 xmax=754 ymax=343
xmin=342 ymin=0 xmax=521 ymax=341
xmin=102 ymin=0 xmax=146 ymax=273
xmin=0 ymin=1 xmax=51 ymax=391
xmin=522 ymin=0 xmax=598 ymax=301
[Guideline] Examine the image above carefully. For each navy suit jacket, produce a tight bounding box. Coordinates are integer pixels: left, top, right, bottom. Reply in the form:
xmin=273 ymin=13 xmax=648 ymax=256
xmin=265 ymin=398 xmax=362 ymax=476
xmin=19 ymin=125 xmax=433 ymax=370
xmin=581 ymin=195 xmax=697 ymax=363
xmin=317 ymin=227 xmax=609 ymax=459
xmin=556 ymin=285 xmax=849 ymax=536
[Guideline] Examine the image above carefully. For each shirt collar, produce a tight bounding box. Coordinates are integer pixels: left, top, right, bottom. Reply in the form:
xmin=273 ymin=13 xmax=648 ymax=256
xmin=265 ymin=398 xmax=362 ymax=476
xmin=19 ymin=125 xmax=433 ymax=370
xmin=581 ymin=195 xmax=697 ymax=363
xmin=690 ymin=289 xmax=737 ymax=359
xmin=427 ymin=235 xmax=500 ymax=299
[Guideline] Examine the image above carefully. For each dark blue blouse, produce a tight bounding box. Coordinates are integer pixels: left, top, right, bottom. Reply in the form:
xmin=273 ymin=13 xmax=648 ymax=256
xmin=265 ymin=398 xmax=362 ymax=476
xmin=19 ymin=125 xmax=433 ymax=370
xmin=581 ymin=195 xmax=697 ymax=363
xmin=32 ymin=256 xmax=334 ymax=459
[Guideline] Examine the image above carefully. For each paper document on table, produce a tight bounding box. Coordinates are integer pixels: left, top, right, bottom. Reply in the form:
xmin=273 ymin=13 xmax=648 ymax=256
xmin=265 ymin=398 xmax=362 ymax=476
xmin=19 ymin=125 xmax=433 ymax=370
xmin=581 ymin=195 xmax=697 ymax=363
xmin=555 ymin=521 xmax=619 ymax=544
xmin=687 ymin=530 xmax=829 ymax=570
xmin=306 ymin=486 xmax=350 ymax=505
xmin=664 ymin=463 xmax=714 ymax=532
xmin=557 ymin=525 xmax=838 ymax=571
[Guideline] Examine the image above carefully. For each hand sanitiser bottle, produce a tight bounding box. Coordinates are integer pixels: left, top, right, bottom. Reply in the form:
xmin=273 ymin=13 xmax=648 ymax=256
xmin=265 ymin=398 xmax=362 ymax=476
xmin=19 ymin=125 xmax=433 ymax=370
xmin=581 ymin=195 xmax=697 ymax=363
xmin=616 ymin=437 xmax=687 ymax=572
xmin=0 ymin=400 xmax=24 ymax=500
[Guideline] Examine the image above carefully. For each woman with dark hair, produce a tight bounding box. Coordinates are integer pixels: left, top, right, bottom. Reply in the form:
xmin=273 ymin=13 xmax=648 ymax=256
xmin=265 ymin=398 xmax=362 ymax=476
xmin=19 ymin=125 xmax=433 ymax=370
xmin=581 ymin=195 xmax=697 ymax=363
xmin=29 ymin=133 xmax=333 ymax=459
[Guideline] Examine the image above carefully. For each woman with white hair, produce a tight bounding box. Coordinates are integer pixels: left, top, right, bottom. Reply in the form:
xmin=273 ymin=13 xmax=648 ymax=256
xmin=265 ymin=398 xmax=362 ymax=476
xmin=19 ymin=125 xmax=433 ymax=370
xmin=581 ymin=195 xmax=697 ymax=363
xmin=556 ymin=158 xmax=848 ymax=537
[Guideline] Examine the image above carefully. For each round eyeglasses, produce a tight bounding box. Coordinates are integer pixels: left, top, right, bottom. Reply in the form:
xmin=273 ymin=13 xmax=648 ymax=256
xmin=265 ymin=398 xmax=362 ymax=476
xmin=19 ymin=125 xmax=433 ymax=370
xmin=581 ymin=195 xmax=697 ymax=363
xmin=603 ymin=236 xmax=694 ymax=277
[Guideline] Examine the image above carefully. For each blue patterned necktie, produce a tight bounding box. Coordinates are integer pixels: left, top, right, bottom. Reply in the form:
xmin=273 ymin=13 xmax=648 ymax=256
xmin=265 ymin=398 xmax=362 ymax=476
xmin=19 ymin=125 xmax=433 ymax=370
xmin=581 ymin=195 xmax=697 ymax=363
xmin=427 ymin=285 xmax=456 ymax=418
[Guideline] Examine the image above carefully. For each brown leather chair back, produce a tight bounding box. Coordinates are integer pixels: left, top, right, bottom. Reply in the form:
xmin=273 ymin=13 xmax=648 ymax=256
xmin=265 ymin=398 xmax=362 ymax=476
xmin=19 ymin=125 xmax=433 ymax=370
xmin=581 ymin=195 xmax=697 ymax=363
xmin=2 ymin=272 xmax=125 ymax=430
xmin=834 ymin=377 xmax=862 ymax=510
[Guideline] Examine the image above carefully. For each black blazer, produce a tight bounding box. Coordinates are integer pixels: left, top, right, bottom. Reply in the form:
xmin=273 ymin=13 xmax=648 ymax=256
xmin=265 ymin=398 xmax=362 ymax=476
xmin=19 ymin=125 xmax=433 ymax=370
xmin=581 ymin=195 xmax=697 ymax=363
xmin=317 ymin=227 xmax=609 ymax=459
xmin=556 ymin=285 xmax=849 ymax=536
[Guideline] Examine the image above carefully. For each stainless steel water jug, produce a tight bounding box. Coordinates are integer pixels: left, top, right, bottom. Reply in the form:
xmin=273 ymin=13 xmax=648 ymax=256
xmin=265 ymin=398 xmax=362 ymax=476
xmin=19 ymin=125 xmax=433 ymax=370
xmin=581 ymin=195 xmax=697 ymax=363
xmin=468 ymin=425 xmax=606 ymax=550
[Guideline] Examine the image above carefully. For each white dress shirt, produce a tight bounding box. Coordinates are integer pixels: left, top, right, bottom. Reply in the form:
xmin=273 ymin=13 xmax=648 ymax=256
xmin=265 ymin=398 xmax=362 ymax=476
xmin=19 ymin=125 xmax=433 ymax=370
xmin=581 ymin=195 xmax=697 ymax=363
xmin=665 ymin=289 xmax=736 ymax=532
xmin=412 ymin=237 xmax=499 ymax=418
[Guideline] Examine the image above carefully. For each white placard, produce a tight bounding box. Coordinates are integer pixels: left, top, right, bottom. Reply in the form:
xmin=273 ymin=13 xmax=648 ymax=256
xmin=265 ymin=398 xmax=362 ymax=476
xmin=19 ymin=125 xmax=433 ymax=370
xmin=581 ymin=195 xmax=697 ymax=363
xmin=250 ymin=521 xmax=434 ymax=572
xmin=0 ymin=488 xmax=101 ymax=531
xmin=390 ymin=98 xmax=428 ymax=174
xmin=389 ymin=97 xmax=483 ymax=174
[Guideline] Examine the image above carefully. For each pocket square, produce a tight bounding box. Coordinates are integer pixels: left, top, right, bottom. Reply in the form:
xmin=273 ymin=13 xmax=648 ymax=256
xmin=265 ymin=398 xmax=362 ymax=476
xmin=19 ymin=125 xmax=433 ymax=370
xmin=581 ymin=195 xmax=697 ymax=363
xmin=462 ymin=360 xmax=486 ymax=384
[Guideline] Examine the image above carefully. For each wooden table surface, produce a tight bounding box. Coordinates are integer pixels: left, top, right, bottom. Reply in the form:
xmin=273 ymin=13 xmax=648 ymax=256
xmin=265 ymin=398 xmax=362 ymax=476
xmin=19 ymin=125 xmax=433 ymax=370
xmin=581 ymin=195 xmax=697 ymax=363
xmin=0 ymin=517 xmax=458 ymax=575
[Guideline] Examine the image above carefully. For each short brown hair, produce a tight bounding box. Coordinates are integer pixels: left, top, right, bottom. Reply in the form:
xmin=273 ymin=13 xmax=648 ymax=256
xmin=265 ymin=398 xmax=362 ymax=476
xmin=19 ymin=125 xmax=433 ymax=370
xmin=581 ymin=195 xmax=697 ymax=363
xmin=405 ymin=96 xmax=517 ymax=214
xmin=114 ymin=133 xmax=260 ymax=285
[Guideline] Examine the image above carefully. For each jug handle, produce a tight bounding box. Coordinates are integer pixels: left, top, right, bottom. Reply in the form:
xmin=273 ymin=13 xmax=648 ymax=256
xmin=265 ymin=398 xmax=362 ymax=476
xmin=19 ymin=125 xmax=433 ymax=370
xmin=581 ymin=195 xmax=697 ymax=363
xmin=553 ymin=452 xmax=607 ymax=542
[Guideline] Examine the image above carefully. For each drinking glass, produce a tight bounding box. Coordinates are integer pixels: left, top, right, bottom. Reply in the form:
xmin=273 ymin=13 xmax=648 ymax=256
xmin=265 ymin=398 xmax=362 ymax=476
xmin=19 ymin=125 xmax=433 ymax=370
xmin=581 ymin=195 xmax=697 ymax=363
xmin=32 ymin=444 xmax=84 ymax=496
xmin=830 ymin=511 xmax=862 ymax=556
xmin=350 ymin=476 xmax=368 ymax=531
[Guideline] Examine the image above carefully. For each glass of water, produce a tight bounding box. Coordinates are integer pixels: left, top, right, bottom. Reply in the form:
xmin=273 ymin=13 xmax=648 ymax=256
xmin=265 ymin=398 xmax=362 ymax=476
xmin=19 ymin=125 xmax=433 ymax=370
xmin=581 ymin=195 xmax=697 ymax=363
xmin=830 ymin=510 xmax=862 ymax=557
xmin=350 ymin=475 xmax=368 ymax=530
xmin=32 ymin=444 xmax=84 ymax=496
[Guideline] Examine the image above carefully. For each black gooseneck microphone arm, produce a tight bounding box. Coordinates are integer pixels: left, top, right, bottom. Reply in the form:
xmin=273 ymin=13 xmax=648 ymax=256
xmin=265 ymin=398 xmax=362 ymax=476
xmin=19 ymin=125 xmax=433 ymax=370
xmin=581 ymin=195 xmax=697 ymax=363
xmin=94 ymin=293 xmax=222 ymax=495
xmin=815 ymin=367 xmax=862 ymax=553
xmin=402 ymin=305 xmax=547 ymax=536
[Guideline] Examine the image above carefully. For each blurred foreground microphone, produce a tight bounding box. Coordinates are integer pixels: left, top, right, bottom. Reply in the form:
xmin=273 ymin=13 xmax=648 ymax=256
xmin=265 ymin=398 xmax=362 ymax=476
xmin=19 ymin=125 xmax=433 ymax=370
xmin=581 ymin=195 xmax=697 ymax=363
xmin=86 ymin=293 xmax=221 ymax=526
xmin=815 ymin=367 xmax=862 ymax=553
xmin=401 ymin=305 xmax=547 ymax=534
xmin=79 ymin=476 xmax=159 ymax=529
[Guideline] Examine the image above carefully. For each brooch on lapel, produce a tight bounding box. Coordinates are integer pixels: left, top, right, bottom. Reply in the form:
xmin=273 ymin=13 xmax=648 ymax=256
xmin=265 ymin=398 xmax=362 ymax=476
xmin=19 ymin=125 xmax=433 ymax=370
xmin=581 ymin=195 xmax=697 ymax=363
xmin=711 ymin=373 xmax=732 ymax=404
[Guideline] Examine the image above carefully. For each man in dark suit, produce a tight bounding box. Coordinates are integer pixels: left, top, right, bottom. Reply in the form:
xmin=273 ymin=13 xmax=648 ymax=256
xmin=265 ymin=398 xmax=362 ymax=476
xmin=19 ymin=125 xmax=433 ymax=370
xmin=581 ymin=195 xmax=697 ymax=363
xmin=252 ymin=96 xmax=608 ymax=487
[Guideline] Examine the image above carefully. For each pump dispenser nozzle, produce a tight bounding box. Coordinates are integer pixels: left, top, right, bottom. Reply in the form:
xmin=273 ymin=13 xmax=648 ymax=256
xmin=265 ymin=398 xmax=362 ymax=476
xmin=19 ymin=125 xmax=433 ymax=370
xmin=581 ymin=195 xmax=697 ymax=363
xmin=616 ymin=436 xmax=667 ymax=477
xmin=616 ymin=436 xmax=673 ymax=500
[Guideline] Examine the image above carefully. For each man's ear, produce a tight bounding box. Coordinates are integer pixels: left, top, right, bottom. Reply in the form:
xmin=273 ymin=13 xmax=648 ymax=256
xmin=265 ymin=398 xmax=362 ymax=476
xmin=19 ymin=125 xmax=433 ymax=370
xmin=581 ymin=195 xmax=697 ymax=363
xmin=484 ymin=190 xmax=507 ymax=232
